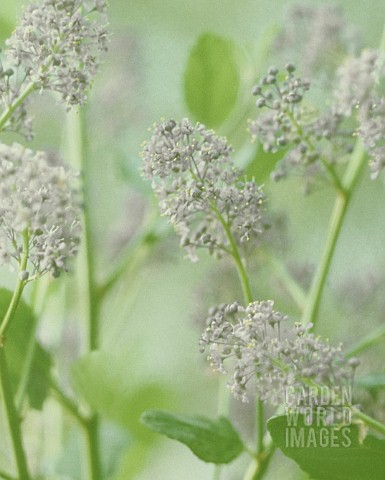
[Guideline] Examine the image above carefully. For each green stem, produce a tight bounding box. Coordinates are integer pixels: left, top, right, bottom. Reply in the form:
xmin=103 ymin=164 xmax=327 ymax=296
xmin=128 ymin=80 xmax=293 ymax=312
xmin=0 ymin=348 xmax=31 ymax=480
xmin=99 ymin=218 xmax=168 ymax=298
xmin=212 ymin=207 xmax=271 ymax=477
xmin=243 ymin=444 xmax=276 ymax=480
xmin=345 ymin=323 xmax=385 ymax=358
xmin=0 ymin=82 xmax=35 ymax=131
xmin=256 ymin=399 xmax=264 ymax=455
xmin=353 ymin=408 xmax=385 ymax=436
xmin=0 ymin=231 xmax=29 ymax=340
xmin=68 ymin=108 xmax=102 ymax=480
xmin=84 ymin=416 xmax=101 ymax=480
xmin=263 ymin=251 xmax=306 ymax=311
xmin=212 ymin=206 xmax=253 ymax=304
xmin=15 ymin=315 xmax=38 ymax=412
xmin=301 ymin=141 xmax=367 ymax=329
xmin=50 ymin=377 xmax=88 ymax=427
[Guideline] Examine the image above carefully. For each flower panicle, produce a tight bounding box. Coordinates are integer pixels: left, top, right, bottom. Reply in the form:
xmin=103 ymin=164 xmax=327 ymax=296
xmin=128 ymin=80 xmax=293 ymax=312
xmin=0 ymin=0 xmax=108 ymax=135
xmin=0 ymin=142 xmax=82 ymax=278
xmin=141 ymin=118 xmax=265 ymax=261
xmin=200 ymin=300 xmax=359 ymax=406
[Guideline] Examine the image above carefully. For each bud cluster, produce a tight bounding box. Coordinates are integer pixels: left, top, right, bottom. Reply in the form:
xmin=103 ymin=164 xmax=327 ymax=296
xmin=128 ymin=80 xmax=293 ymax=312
xmin=250 ymin=64 xmax=353 ymax=186
xmin=142 ymin=119 xmax=265 ymax=261
xmin=200 ymin=301 xmax=359 ymax=405
xmin=0 ymin=143 xmax=81 ymax=278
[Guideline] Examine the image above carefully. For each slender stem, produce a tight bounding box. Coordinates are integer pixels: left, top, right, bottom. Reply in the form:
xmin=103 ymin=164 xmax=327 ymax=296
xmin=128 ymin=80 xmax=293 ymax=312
xmin=68 ymin=108 xmax=102 ymax=480
xmin=84 ymin=417 xmax=101 ymax=480
xmin=263 ymin=252 xmax=306 ymax=311
xmin=0 ymin=231 xmax=29 ymax=340
xmin=212 ymin=206 xmax=253 ymax=304
xmin=15 ymin=315 xmax=38 ymax=412
xmin=50 ymin=377 xmax=103 ymax=480
xmin=212 ymin=375 xmax=231 ymax=480
xmin=0 ymin=82 xmax=36 ymax=131
xmin=243 ymin=444 xmax=275 ymax=480
xmin=99 ymin=218 xmax=168 ymax=298
xmin=256 ymin=399 xmax=264 ymax=455
xmin=345 ymin=322 xmax=385 ymax=358
xmin=0 ymin=231 xmax=31 ymax=478
xmin=353 ymin=408 xmax=385 ymax=436
xmin=15 ymin=278 xmax=49 ymax=412
xmin=70 ymin=109 xmax=100 ymax=351
xmin=50 ymin=377 xmax=88 ymax=427
xmin=211 ymin=206 xmax=272 ymax=478
xmin=0 ymin=348 xmax=31 ymax=480
xmin=301 ymin=141 xmax=367 ymax=329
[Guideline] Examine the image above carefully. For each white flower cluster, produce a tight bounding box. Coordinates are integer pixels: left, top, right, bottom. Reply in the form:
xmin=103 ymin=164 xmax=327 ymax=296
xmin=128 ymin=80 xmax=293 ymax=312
xmin=142 ymin=119 xmax=265 ymax=261
xmin=0 ymin=143 xmax=81 ymax=277
xmin=5 ymin=0 xmax=108 ymax=108
xmin=249 ymin=64 xmax=354 ymax=188
xmin=200 ymin=301 xmax=358 ymax=406
xmin=333 ymin=50 xmax=379 ymax=117
xmin=250 ymin=49 xmax=385 ymax=183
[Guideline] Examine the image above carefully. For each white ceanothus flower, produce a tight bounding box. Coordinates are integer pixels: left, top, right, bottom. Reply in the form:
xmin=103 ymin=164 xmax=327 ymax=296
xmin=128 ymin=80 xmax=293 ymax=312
xmin=142 ymin=118 xmax=265 ymax=261
xmin=359 ymin=99 xmax=385 ymax=179
xmin=200 ymin=301 xmax=359 ymax=406
xmin=5 ymin=0 xmax=108 ymax=108
xmin=333 ymin=50 xmax=379 ymax=117
xmin=0 ymin=143 xmax=81 ymax=278
xmin=249 ymin=64 xmax=354 ymax=189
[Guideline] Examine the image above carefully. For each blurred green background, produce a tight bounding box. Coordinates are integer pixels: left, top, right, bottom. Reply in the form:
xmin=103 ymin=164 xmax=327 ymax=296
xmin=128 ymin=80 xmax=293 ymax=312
xmin=1 ymin=1 xmax=385 ymax=479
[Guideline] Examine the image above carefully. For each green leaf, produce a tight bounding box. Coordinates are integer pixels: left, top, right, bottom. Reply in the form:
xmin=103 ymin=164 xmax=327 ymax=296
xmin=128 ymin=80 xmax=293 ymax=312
xmin=140 ymin=409 xmax=244 ymax=464
xmin=0 ymin=288 xmax=51 ymax=410
xmin=184 ymin=32 xmax=240 ymax=128
xmin=71 ymin=351 xmax=172 ymax=442
xmin=268 ymin=414 xmax=385 ymax=480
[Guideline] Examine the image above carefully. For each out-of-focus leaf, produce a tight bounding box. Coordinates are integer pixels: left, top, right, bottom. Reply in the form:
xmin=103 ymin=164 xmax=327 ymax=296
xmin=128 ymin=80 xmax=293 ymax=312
xmin=112 ymin=442 xmax=151 ymax=480
xmin=0 ymin=288 xmax=51 ymax=410
xmin=101 ymin=421 xmax=132 ymax=479
xmin=141 ymin=409 xmax=244 ymax=464
xmin=268 ymin=414 xmax=385 ymax=480
xmin=71 ymin=351 xmax=172 ymax=442
xmin=184 ymin=33 xmax=240 ymax=128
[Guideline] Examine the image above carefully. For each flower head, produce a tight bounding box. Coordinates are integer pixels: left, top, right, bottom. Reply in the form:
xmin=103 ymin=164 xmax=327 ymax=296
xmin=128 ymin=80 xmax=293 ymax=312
xmin=250 ymin=64 xmax=355 ymax=189
xmin=5 ymin=0 xmax=108 ymax=108
xmin=0 ymin=143 xmax=81 ymax=277
xmin=142 ymin=118 xmax=265 ymax=261
xmin=200 ymin=301 xmax=358 ymax=405
xmin=333 ymin=50 xmax=380 ymax=117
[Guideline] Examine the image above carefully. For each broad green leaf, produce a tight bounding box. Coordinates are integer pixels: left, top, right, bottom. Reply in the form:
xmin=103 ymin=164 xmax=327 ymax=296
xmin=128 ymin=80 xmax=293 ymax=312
xmin=356 ymin=373 xmax=385 ymax=392
xmin=71 ymin=351 xmax=172 ymax=442
xmin=184 ymin=33 xmax=240 ymax=128
xmin=140 ymin=409 xmax=244 ymax=464
xmin=0 ymin=288 xmax=51 ymax=410
xmin=268 ymin=414 xmax=385 ymax=480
